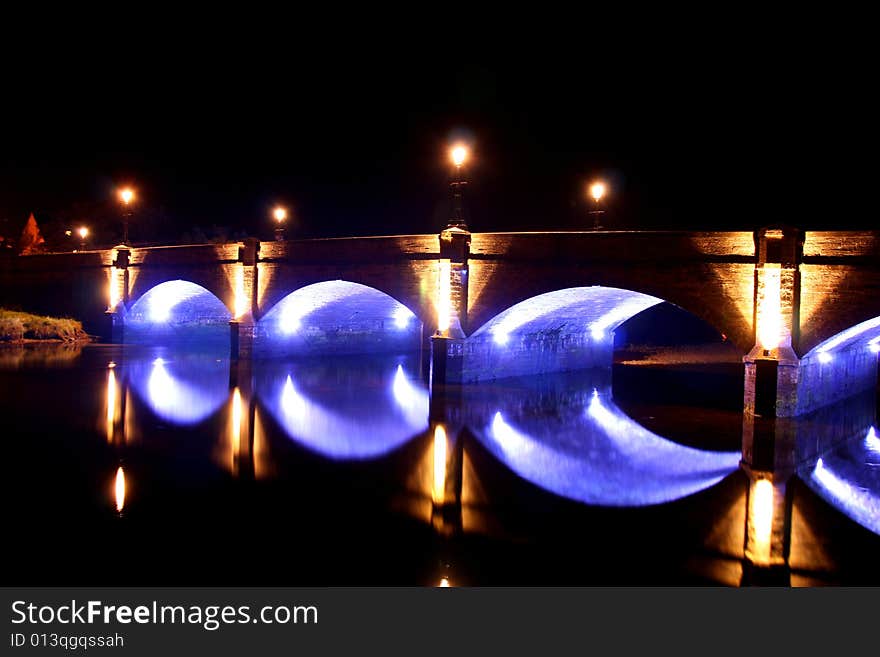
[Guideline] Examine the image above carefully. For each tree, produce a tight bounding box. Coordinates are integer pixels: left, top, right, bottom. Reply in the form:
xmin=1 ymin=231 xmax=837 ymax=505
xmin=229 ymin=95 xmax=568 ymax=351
xmin=18 ymin=213 xmax=46 ymax=255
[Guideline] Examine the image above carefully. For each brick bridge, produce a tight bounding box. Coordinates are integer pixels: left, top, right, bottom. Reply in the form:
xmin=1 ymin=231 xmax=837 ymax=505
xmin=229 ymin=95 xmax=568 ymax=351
xmin=2 ymin=227 xmax=879 ymax=417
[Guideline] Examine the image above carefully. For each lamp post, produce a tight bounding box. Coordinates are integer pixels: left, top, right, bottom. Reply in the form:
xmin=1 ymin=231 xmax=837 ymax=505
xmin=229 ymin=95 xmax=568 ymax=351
xmin=448 ymin=144 xmax=469 ymax=230
xmin=77 ymin=226 xmax=89 ymax=250
xmin=273 ymin=206 xmax=288 ymax=241
xmin=118 ymin=187 xmax=135 ymax=245
xmin=588 ymin=180 xmax=607 ymax=231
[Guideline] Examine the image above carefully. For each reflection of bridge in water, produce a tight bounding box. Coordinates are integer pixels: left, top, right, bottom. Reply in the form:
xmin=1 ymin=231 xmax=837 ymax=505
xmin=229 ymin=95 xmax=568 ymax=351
xmin=5 ymin=225 xmax=880 ymax=584
xmin=99 ymin=347 xmax=880 ymax=586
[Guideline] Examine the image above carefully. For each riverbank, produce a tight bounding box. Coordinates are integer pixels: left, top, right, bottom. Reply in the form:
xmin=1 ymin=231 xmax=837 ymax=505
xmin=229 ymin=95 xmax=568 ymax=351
xmin=615 ymin=343 xmax=742 ymax=366
xmin=0 ymin=309 xmax=90 ymax=343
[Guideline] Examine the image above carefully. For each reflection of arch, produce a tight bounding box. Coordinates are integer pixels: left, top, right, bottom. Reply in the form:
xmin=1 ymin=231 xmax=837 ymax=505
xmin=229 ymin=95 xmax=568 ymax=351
xmin=256 ymin=280 xmax=422 ymax=357
xmin=127 ymin=356 xmax=230 ymax=425
xmin=124 ymin=280 xmax=231 ymax=347
xmin=258 ymin=361 xmax=429 ymax=459
xmin=474 ymin=388 xmax=741 ymax=507
xmin=801 ymin=430 xmax=880 ymax=536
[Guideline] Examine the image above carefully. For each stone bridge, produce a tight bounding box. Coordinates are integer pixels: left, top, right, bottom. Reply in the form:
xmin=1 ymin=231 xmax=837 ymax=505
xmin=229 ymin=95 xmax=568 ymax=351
xmin=2 ymin=227 xmax=879 ymax=417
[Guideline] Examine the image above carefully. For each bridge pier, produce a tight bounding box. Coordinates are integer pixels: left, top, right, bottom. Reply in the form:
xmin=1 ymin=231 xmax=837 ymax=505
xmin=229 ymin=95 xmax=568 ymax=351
xmin=427 ymin=375 xmax=464 ymax=536
xmin=740 ymin=468 xmax=793 ymax=586
xmin=744 ymin=227 xmax=804 ymax=418
xmin=429 ymin=421 xmax=464 ymax=538
xmin=229 ymin=318 xmax=257 ymax=361
xmin=228 ymin=359 xmax=257 ymax=480
xmin=740 ymin=412 xmax=795 ymax=586
xmin=104 ymin=361 xmax=129 ymax=446
xmin=743 ymin=226 xmax=880 ymax=417
xmin=229 ymin=237 xmax=260 ymax=361
xmin=430 ymin=228 xmax=470 ymax=386
xmin=104 ymin=247 xmax=131 ymax=343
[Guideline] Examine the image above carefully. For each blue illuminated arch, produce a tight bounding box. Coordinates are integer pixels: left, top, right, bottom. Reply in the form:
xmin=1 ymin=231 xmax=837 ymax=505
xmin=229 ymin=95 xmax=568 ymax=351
xmin=804 ymin=315 xmax=880 ymax=363
xmin=472 ymin=286 xmax=665 ymax=345
xmin=256 ymin=280 xmax=421 ymax=357
xmin=124 ymin=280 xmax=231 ymax=347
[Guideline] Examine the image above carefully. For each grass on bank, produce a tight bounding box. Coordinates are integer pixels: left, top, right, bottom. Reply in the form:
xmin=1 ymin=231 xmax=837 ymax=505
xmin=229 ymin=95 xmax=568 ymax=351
xmin=0 ymin=309 xmax=89 ymax=343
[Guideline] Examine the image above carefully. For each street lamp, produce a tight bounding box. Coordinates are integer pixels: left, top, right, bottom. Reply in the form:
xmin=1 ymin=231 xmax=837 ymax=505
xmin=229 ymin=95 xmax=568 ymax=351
xmin=273 ymin=206 xmax=288 ymax=241
xmin=448 ymin=144 xmax=470 ymax=230
xmin=77 ymin=226 xmax=89 ymax=250
xmin=117 ymin=187 xmax=135 ymax=245
xmin=588 ymin=180 xmax=607 ymax=230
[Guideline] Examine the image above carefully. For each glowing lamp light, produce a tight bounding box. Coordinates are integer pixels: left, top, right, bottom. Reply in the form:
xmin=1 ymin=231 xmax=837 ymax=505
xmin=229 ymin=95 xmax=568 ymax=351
xmin=450 ymin=144 xmax=469 ymax=168
xmin=437 ymin=261 xmax=452 ymax=333
xmin=865 ymin=427 xmax=880 ymax=454
xmin=141 ymin=280 xmax=206 ymax=324
xmin=432 ymin=424 xmax=448 ymax=505
xmin=438 ymin=577 xmax=451 ymax=587
xmin=106 ymin=368 xmax=118 ymax=442
xmin=233 ymin=265 xmax=248 ymax=319
xmin=391 ymin=364 xmax=430 ymax=428
xmin=119 ymin=188 xmax=135 ymax=205
xmin=757 ymin=267 xmax=782 ymax=350
xmin=230 ymin=387 xmax=243 ymax=470
xmin=115 ymin=466 xmax=126 ymax=513
xmin=589 ymin=181 xmax=607 ymax=202
xmin=150 ymin=299 xmax=172 ymax=323
xmin=280 ymin=305 xmax=305 ymax=335
xmin=273 ymin=207 xmax=287 ymax=223
xmin=817 ymin=351 xmax=833 ymax=364
xmin=393 ymin=306 xmax=414 ymax=329
xmin=77 ymin=226 xmax=89 ymax=239
xmin=108 ymin=267 xmax=121 ymax=310
xmin=750 ymin=478 xmax=774 ymax=564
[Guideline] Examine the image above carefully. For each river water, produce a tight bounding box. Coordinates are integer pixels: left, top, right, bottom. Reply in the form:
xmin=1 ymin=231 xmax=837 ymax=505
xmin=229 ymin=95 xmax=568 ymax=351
xmin=2 ymin=343 xmax=879 ymax=586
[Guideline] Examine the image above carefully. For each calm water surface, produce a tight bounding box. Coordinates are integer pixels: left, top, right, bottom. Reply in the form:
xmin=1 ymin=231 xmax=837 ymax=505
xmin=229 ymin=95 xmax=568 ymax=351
xmin=2 ymin=343 xmax=879 ymax=585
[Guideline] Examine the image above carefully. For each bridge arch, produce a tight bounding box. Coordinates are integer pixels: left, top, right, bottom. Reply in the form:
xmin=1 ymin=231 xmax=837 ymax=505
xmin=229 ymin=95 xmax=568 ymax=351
xmin=456 ymin=285 xmax=740 ymax=383
xmin=465 ymin=258 xmax=755 ymax=354
xmin=793 ymin=315 xmax=880 ymax=415
xmin=472 ymin=286 xmax=667 ymax=346
xmin=255 ymin=280 xmax=424 ymax=357
xmin=123 ymin=280 xmax=232 ymax=348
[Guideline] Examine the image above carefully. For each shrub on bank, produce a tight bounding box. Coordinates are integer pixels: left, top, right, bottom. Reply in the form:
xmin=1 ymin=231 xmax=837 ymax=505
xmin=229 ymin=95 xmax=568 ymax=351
xmin=0 ymin=316 xmax=24 ymax=341
xmin=0 ymin=309 xmax=88 ymax=342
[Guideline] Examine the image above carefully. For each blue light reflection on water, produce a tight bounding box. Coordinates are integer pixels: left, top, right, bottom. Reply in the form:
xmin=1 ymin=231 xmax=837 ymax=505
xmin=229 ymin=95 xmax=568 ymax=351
xmin=471 ymin=379 xmax=741 ymax=507
xmin=801 ymin=427 xmax=880 ymax=536
xmin=126 ymin=355 xmax=230 ymax=426
xmin=257 ymin=357 xmax=430 ymax=460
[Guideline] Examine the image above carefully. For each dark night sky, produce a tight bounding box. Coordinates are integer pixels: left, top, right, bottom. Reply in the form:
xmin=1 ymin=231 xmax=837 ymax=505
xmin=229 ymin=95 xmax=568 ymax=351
xmin=0 ymin=39 xmax=870 ymax=246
